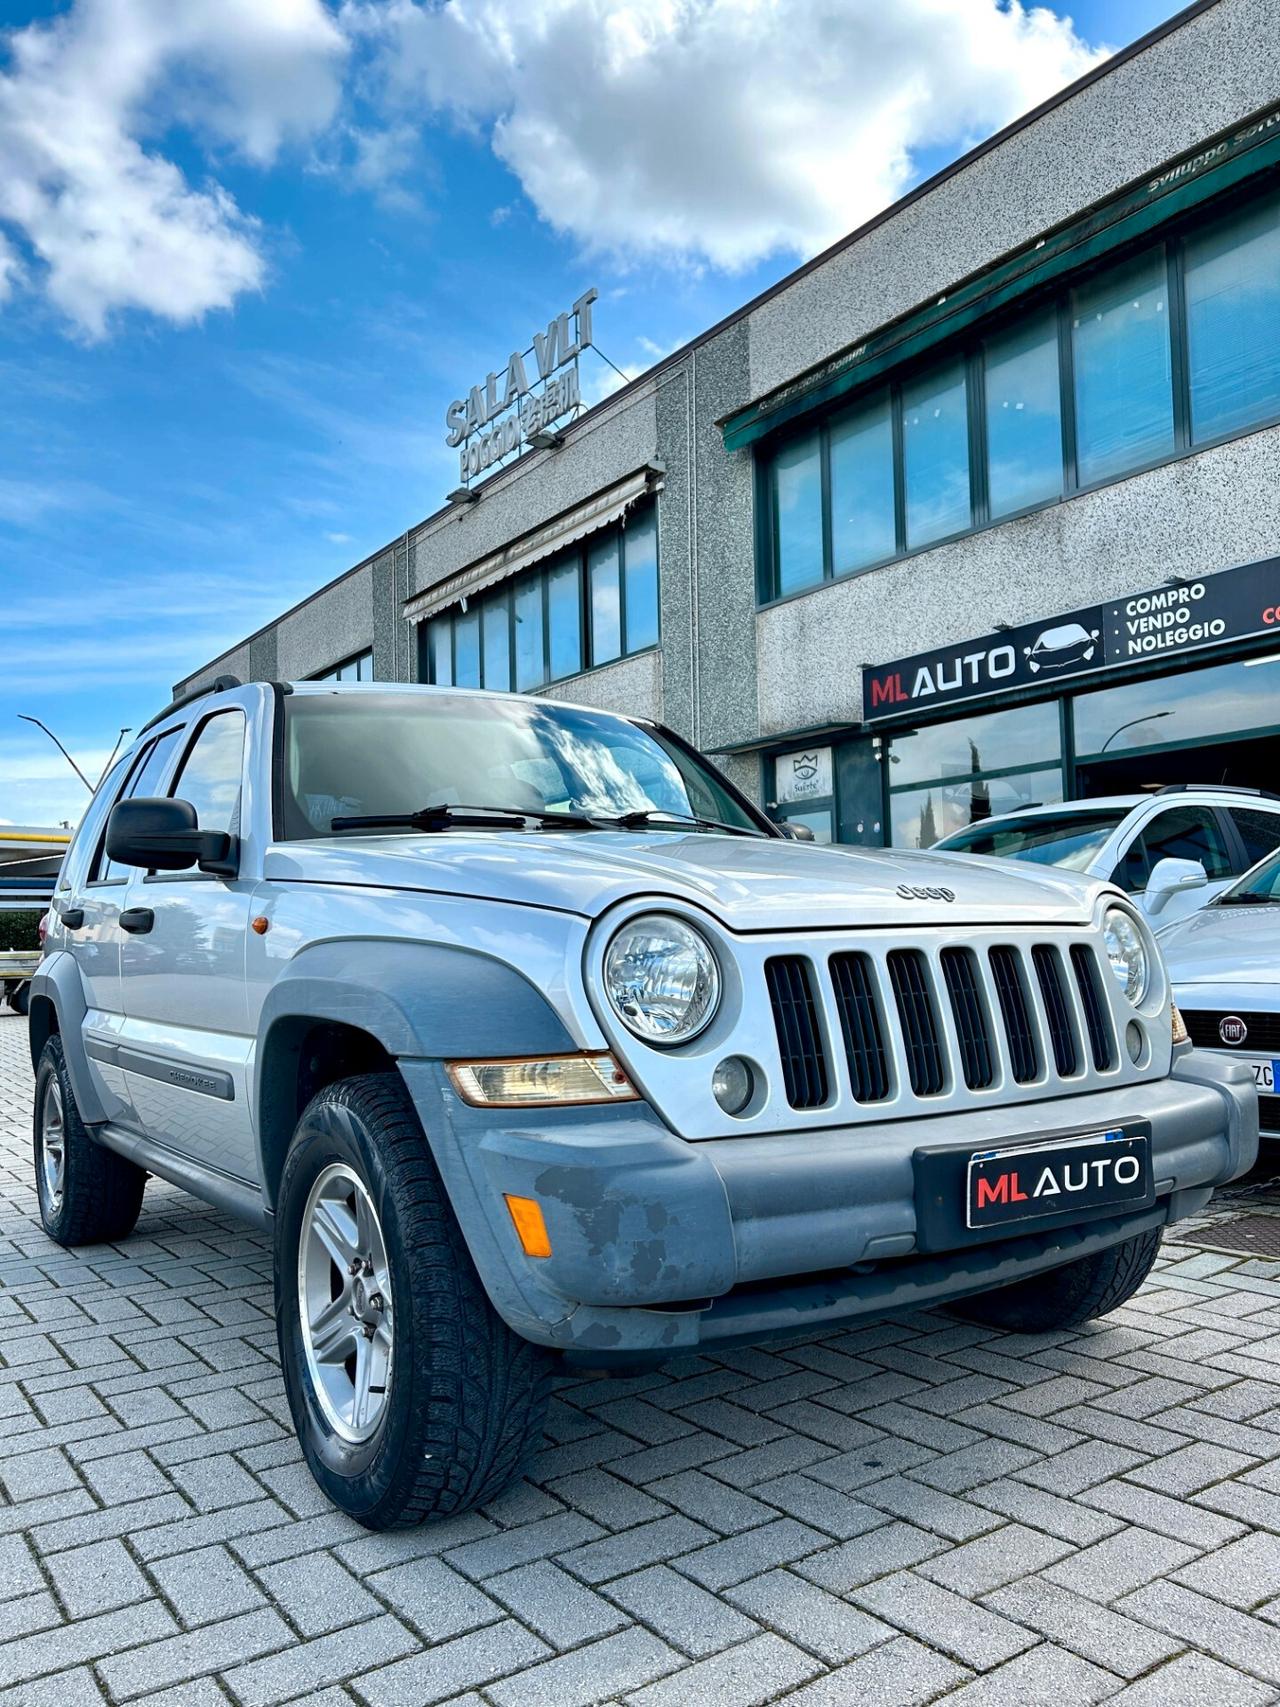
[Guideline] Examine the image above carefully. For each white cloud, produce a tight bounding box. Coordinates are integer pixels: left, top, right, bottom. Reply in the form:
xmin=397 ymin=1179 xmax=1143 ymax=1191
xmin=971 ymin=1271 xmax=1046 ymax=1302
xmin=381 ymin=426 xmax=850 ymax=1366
xmin=0 ymin=0 xmax=347 ymax=336
xmin=349 ymin=0 xmax=1107 ymax=270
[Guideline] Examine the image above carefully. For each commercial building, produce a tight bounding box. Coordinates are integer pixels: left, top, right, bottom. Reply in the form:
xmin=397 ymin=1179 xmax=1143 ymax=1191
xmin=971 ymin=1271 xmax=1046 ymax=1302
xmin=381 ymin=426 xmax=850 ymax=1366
xmin=179 ymin=0 xmax=1280 ymax=855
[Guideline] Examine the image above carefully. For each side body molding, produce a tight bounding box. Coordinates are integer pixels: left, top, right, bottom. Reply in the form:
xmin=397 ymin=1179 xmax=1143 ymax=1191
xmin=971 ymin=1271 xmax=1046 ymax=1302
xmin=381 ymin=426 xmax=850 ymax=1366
xmin=28 ymin=951 xmax=110 ymax=1126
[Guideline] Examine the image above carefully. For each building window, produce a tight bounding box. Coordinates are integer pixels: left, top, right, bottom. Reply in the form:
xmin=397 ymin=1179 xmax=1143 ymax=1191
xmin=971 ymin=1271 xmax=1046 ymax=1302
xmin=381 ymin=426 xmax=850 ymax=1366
xmin=984 ymin=312 xmax=1062 ymax=518
xmin=758 ymin=183 xmax=1280 ymax=602
xmin=884 ymin=701 xmax=1062 ymax=848
xmin=902 ymin=358 xmax=971 ymax=548
xmin=314 ymin=648 xmax=373 ymax=683
xmin=1185 ymin=193 xmax=1280 ymax=443
xmin=1071 ymin=247 xmax=1173 ymax=487
xmin=420 ymin=503 xmax=659 ymax=693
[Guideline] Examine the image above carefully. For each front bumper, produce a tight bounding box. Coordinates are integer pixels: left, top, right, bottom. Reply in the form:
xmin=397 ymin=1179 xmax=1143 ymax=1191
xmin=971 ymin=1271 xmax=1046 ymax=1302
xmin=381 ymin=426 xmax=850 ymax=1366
xmin=400 ymin=1048 xmax=1257 ymax=1361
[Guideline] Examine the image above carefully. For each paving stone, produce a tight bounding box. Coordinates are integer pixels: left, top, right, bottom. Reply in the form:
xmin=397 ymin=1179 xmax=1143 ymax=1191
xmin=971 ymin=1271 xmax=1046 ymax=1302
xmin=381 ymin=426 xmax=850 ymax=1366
xmin=487 ymin=1559 xmax=629 ymax=1647
xmin=624 ymin=1630 xmax=820 ymax=1707
xmin=1041 ymin=1526 xmax=1200 ymax=1601
xmin=0 ymin=1667 xmax=107 ymax=1706
xmin=752 ymin=1472 xmax=885 ymax=1539
xmin=917 ymin=1524 xmax=1073 ymax=1597
xmin=97 ymin=1608 xmax=292 ymax=1700
xmin=1118 ymin=1580 xmax=1280 ymax=1684
xmin=727 ymin=1568 xmax=894 ymax=1662
xmin=795 ymin=1521 xmax=945 ymax=1592
xmin=931 ymin=1643 xmax=1119 ymax=1705
xmin=853 ymin=1571 xmax=1036 ymax=1670
xmin=44 ymin=1536 xmax=150 ymax=1617
xmin=257 ymin=1551 xmax=383 ymax=1636
xmin=486 ymin=1627 xmax=681 ymax=1707
xmin=1125 ymin=1440 xmax=1257 ymax=1496
xmin=148 ymin=1543 xmax=268 ymax=1626
xmin=545 ymin=1470 xmax=669 ymax=1531
xmin=443 ymin=1513 xmax=605 ymax=1581
xmin=224 ymin=1613 xmax=418 ymax=1706
xmin=562 ymin=1515 xmax=716 ymax=1585
xmin=603 ymin=1564 xmax=759 ymax=1657
xmin=857 ymin=1476 xmax=1001 ymax=1541
xmin=353 ymin=1619 xmax=549 ymax=1707
xmin=367 ymin=1558 xmax=502 ymax=1642
xmin=1103 ymin=1653 xmax=1275 ymax=1705
xmin=643 ymin=1471 xmax=774 ymax=1534
xmin=774 ymin=1634 xmax=968 ymax=1705
xmin=1014 ymin=1442 xmax=1148 ymax=1496
xmin=0 ymin=1602 xmax=178 ymax=1691
xmin=1172 ymin=1530 xmax=1280 ymax=1609
xmin=1084 ymin=1476 xmax=1248 ymax=1547
xmin=986 ymin=1579 xmax=1181 ymax=1678
xmin=676 ymin=1517 xmax=831 ymax=1591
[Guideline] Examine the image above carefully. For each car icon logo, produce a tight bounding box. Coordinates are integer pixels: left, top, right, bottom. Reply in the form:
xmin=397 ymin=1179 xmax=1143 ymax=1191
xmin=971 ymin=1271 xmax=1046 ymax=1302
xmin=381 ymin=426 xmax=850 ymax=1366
xmin=1023 ymin=622 xmax=1101 ymax=675
xmin=1219 ymin=1015 xmax=1249 ymax=1046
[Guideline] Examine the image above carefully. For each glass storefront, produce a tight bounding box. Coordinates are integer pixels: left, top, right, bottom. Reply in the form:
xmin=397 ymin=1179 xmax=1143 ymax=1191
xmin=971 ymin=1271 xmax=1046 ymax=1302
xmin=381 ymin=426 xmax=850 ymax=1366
xmin=858 ymin=648 xmax=1280 ymax=848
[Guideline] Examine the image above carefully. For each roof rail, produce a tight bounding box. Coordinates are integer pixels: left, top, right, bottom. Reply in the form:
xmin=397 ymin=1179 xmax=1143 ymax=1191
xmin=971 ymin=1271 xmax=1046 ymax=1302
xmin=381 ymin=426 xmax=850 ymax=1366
xmin=1154 ymin=782 xmax=1280 ymax=802
xmin=137 ymin=674 xmax=243 ymax=737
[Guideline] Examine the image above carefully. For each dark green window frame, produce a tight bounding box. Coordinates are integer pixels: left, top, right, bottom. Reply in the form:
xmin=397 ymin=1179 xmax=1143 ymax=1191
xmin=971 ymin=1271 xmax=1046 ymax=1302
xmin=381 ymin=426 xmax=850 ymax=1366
xmin=418 ymin=504 xmax=659 ymax=692
xmin=312 ymin=648 xmax=374 ymax=683
xmin=757 ymin=176 xmax=1280 ymax=606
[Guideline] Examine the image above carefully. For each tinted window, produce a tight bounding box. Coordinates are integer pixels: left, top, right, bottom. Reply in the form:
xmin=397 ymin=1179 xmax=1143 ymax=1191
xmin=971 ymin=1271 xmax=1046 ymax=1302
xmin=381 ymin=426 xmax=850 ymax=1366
xmin=546 ymin=557 xmax=582 ymax=680
xmin=984 ymin=312 xmax=1063 ymax=518
xmin=453 ymin=608 xmax=480 ymax=689
xmin=67 ymin=753 xmax=131 ymax=888
xmin=427 ymin=620 xmax=452 ymax=687
xmin=830 ymin=393 xmax=895 ymax=573
xmin=623 ymin=507 xmax=659 ymax=652
xmin=1072 ymin=249 xmax=1173 ymax=486
xmin=1230 ymin=806 xmax=1280 ymax=868
xmin=514 ymin=578 xmax=545 ymax=691
xmin=903 ymin=359 xmax=970 ymax=548
xmin=97 ymin=729 xmax=183 ymax=880
xmin=772 ymin=431 xmax=824 ymax=595
xmin=1186 ymin=192 xmax=1280 ymax=443
xmin=1115 ymin=805 xmax=1232 ymax=891
xmin=588 ymin=534 xmax=622 ymax=665
xmin=481 ymin=595 xmax=511 ymax=692
xmin=170 ymin=711 xmax=246 ymax=838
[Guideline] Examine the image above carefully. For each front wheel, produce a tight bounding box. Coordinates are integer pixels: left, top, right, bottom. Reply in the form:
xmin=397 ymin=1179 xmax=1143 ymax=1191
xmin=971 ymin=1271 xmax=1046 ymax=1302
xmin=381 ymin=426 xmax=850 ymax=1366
xmin=275 ymin=1072 xmax=554 ymax=1529
xmin=951 ymin=1226 xmax=1162 ymax=1333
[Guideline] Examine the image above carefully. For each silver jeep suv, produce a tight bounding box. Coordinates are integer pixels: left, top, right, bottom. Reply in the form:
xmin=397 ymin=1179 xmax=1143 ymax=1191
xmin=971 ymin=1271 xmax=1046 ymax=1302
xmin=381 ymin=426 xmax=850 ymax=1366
xmin=29 ymin=679 xmax=1257 ymax=1528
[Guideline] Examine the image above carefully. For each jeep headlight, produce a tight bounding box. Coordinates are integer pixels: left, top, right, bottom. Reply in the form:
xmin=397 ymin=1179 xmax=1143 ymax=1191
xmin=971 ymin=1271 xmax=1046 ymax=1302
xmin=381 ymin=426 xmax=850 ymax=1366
xmin=1103 ymin=906 xmax=1149 ymax=1005
xmin=603 ymin=914 xmax=720 ymax=1045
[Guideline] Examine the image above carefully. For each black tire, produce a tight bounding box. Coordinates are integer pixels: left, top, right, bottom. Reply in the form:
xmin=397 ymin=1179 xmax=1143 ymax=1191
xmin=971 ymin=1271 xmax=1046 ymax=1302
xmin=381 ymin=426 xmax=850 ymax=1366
xmin=275 ymin=1072 xmax=554 ymax=1530
xmin=34 ymin=1035 xmax=146 ymax=1245
xmin=951 ymin=1226 xmax=1162 ymax=1333
xmin=10 ymin=982 xmax=29 ymax=1017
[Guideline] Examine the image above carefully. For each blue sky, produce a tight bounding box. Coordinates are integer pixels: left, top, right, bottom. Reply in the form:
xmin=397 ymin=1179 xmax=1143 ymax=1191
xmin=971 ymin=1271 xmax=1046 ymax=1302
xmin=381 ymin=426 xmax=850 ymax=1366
xmin=0 ymin=0 xmax=1184 ymax=825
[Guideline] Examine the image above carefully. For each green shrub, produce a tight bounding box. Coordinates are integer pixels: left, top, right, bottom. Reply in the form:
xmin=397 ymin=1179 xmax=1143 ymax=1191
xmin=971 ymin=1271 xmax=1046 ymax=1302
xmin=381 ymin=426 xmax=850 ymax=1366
xmin=0 ymin=911 xmax=41 ymax=953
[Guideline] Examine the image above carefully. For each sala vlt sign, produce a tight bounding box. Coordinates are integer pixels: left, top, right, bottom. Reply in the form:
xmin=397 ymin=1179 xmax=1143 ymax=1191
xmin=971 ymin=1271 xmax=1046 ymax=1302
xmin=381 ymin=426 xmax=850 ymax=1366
xmin=446 ymin=289 xmax=598 ymax=485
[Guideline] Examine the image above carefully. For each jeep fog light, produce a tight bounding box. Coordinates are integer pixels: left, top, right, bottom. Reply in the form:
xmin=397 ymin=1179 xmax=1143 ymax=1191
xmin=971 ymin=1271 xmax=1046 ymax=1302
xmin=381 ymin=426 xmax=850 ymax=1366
xmin=604 ymin=914 xmax=720 ymax=1045
xmin=712 ymin=1057 xmax=754 ymax=1115
xmin=448 ymin=1054 xmax=638 ymax=1107
xmin=1103 ymin=906 xmax=1149 ymax=1005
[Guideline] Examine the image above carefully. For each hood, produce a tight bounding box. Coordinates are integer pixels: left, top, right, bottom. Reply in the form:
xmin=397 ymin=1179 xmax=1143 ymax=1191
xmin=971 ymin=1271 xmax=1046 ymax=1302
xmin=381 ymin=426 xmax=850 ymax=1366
xmin=1160 ymin=902 xmax=1280 ymax=988
xmin=263 ymin=830 xmax=1104 ymax=930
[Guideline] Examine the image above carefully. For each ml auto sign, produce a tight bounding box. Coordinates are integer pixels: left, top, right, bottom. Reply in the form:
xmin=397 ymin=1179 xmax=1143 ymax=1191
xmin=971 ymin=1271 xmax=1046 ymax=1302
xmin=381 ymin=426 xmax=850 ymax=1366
xmin=862 ymin=555 xmax=1280 ymax=724
xmin=446 ymin=289 xmax=598 ymax=485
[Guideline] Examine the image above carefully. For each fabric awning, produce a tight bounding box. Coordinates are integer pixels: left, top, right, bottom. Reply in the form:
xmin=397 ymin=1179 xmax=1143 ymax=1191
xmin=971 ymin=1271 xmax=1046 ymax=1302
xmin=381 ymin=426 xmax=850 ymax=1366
xmin=404 ymin=464 xmax=663 ymax=624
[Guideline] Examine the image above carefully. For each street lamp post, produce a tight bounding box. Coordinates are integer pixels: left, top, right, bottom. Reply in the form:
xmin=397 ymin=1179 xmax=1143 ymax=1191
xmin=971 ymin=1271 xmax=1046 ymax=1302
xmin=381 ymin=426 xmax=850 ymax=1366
xmin=1099 ymin=710 xmax=1173 ymax=754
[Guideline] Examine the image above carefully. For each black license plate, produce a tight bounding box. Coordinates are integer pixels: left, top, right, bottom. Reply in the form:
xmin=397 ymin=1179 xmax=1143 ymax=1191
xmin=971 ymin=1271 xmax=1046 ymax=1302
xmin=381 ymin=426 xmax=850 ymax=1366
xmin=966 ymin=1130 xmax=1152 ymax=1230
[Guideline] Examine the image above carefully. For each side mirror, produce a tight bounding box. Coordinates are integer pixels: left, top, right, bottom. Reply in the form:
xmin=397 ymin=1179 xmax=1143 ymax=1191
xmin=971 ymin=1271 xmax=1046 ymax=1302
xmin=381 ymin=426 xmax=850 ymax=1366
xmin=779 ymin=821 xmax=816 ymax=842
xmin=105 ymin=798 xmax=237 ymax=876
xmin=1145 ymin=856 xmax=1208 ymax=915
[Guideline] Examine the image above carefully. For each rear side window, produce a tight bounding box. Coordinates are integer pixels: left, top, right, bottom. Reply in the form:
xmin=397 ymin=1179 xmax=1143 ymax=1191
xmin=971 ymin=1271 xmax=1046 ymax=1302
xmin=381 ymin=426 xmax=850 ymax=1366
xmin=94 ymin=728 xmax=184 ymax=882
xmin=1230 ymin=806 xmax=1280 ymax=869
xmin=1113 ymin=804 xmax=1233 ymax=892
xmin=63 ymin=753 xmax=131 ymax=889
xmin=169 ymin=710 xmax=246 ymax=838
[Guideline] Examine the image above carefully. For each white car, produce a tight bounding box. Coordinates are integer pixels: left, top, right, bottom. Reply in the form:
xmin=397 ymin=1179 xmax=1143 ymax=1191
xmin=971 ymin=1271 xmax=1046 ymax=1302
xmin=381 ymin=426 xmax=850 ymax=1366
xmin=1161 ymin=848 xmax=1280 ymax=1139
xmin=933 ymin=787 xmax=1280 ymax=928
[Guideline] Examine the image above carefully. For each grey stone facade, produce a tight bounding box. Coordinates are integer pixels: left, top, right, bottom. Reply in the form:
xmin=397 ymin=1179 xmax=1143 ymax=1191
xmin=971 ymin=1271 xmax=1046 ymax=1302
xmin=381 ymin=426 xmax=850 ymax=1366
xmin=178 ymin=0 xmax=1280 ymax=817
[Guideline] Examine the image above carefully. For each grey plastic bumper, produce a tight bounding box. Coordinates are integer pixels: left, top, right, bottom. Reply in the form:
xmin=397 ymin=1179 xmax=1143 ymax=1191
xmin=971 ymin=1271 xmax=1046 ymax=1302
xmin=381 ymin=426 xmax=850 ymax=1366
xmin=400 ymin=1048 xmax=1257 ymax=1360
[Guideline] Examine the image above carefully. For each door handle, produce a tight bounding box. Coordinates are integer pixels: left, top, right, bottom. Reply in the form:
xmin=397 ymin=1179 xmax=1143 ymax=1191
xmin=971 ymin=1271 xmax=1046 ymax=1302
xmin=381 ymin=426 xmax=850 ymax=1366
xmin=58 ymin=908 xmax=84 ymax=930
xmin=119 ymin=908 xmax=154 ymax=935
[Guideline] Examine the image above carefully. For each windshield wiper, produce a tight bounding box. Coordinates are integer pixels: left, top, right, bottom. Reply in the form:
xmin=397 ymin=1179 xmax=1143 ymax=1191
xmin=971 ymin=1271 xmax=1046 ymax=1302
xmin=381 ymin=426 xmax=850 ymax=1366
xmin=601 ymin=809 xmax=764 ymax=839
xmin=330 ymin=804 xmax=599 ymax=834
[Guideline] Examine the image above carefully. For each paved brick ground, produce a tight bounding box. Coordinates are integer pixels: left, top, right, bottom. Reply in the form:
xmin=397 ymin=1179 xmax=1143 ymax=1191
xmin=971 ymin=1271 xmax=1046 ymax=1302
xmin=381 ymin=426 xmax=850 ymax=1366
xmin=8 ymin=1010 xmax=1280 ymax=1704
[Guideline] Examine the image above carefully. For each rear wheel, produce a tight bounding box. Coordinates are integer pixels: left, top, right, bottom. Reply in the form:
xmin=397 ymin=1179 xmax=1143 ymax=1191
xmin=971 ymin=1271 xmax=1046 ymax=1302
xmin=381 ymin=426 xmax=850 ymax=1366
xmin=275 ymin=1072 xmax=554 ymax=1529
xmin=34 ymin=1035 xmax=146 ymax=1245
xmin=8 ymin=981 xmax=29 ymax=1016
xmin=951 ymin=1227 xmax=1162 ymax=1333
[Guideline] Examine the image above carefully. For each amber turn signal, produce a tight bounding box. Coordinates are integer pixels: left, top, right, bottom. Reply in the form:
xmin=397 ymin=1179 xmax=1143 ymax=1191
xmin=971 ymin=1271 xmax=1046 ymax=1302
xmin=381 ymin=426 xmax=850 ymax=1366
xmin=504 ymin=1194 xmax=552 ymax=1259
xmin=1171 ymin=1002 xmax=1189 ymax=1047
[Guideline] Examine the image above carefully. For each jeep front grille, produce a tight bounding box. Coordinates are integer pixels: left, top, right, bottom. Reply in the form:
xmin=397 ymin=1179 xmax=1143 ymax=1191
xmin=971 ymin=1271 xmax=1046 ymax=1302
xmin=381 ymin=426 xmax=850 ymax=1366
xmin=765 ymin=937 xmax=1119 ymax=1113
xmin=764 ymin=955 xmax=829 ymax=1110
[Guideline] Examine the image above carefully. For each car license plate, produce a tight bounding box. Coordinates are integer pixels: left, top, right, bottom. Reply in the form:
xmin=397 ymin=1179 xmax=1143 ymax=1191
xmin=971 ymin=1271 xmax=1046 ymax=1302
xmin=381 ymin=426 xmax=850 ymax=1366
xmin=1243 ymin=1058 xmax=1279 ymax=1092
xmin=966 ymin=1130 xmax=1152 ymax=1230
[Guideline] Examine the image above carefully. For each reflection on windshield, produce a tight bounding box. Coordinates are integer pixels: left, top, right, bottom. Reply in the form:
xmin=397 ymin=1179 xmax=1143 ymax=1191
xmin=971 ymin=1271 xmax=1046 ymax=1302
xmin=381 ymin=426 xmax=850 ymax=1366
xmin=1217 ymin=848 xmax=1280 ymax=904
xmin=939 ymin=810 xmax=1127 ymax=870
xmin=283 ymin=692 xmax=764 ymax=839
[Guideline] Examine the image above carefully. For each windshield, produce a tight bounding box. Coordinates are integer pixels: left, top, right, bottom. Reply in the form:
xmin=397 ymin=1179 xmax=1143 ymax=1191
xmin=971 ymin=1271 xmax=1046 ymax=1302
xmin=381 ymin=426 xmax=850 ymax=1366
xmin=1216 ymin=847 xmax=1280 ymax=904
xmin=937 ymin=808 xmax=1128 ymax=870
xmin=281 ymin=692 xmax=766 ymax=839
